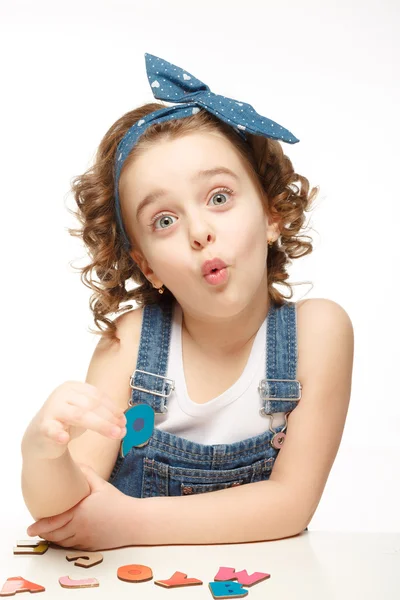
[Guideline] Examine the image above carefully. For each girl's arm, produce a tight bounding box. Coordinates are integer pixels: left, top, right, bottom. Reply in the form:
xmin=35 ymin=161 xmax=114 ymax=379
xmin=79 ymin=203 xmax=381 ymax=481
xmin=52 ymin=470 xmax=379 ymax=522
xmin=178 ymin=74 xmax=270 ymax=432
xmin=132 ymin=478 xmax=301 ymax=544
xmin=21 ymin=309 xmax=142 ymax=520
xmin=21 ymin=441 xmax=91 ymax=521
xmin=122 ymin=299 xmax=354 ymax=544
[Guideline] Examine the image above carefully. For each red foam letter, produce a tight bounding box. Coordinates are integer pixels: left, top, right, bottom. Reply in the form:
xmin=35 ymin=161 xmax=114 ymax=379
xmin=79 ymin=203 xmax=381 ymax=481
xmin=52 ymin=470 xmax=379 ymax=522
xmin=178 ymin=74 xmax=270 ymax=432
xmin=0 ymin=576 xmax=45 ymax=595
xmin=117 ymin=564 xmax=153 ymax=582
xmin=155 ymin=571 xmax=203 ymax=588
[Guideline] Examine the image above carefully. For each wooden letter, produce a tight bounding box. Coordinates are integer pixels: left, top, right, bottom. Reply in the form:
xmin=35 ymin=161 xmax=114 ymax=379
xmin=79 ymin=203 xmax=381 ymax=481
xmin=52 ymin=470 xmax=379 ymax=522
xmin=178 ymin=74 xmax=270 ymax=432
xmin=117 ymin=564 xmax=153 ymax=582
xmin=0 ymin=576 xmax=45 ymax=595
xmin=155 ymin=571 xmax=203 ymax=588
xmin=66 ymin=551 xmax=103 ymax=568
xmin=59 ymin=576 xmax=99 ymax=589
xmin=214 ymin=566 xmax=270 ymax=586
xmin=209 ymin=581 xmax=248 ymax=598
xmin=13 ymin=541 xmax=48 ymax=555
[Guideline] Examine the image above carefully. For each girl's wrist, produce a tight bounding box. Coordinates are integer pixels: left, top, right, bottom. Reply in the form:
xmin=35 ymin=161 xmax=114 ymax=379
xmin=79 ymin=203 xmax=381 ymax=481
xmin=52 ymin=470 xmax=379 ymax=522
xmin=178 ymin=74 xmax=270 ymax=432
xmin=117 ymin=493 xmax=148 ymax=547
xmin=21 ymin=423 xmax=68 ymax=461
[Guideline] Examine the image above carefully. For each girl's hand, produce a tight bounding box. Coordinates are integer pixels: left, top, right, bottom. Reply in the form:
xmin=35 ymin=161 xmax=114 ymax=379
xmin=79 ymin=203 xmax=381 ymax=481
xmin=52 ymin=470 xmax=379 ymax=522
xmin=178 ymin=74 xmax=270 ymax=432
xmin=26 ymin=464 xmax=133 ymax=551
xmin=22 ymin=381 xmax=127 ymax=460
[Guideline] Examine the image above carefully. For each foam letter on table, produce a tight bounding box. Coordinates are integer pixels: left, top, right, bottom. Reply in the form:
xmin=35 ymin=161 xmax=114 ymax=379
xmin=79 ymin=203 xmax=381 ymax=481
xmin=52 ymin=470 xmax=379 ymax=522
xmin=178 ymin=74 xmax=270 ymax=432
xmin=66 ymin=551 xmax=104 ymax=568
xmin=117 ymin=564 xmax=153 ymax=583
xmin=209 ymin=581 xmax=248 ymax=599
xmin=59 ymin=576 xmax=99 ymax=589
xmin=214 ymin=566 xmax=270 ymax=586
xmin=13 ymin=540 xmax=49 ymax=555
xmin=0 ymin=576 xmax=45 ymax=596
xmin=155 ymin=571 xmax=203 ymax=588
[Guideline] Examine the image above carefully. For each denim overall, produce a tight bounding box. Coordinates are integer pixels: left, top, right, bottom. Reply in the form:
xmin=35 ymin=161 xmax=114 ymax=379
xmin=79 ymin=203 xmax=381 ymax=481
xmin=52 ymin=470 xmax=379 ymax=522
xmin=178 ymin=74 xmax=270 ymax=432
xmin=109 ymin=298 xmax=302 ymax=503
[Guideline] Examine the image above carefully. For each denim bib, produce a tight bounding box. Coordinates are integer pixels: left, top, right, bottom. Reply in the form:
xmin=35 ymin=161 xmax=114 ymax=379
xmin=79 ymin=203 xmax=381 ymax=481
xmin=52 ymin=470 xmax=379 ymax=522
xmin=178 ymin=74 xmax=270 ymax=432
xmin=109 ymin=299 xmax=302 ymax=499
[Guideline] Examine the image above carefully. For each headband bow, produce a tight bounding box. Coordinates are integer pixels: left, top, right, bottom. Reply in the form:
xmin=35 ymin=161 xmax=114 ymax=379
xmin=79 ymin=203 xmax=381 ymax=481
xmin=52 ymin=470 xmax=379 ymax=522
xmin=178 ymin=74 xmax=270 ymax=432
xmin=115 ymin=52 xmax=300 ymax=250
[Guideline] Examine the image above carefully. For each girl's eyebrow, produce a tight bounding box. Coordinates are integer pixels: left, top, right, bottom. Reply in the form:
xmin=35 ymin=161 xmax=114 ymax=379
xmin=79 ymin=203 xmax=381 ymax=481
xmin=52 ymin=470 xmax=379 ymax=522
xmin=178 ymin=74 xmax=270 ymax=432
xmin=135 ymin=166 xmax=239 ymax=221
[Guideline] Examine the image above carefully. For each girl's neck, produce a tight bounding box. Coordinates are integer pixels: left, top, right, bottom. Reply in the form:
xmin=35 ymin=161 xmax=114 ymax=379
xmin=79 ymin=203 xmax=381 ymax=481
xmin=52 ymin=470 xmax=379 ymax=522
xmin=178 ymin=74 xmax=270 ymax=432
xmin=180 ymin=290 xmax=271 ymax=359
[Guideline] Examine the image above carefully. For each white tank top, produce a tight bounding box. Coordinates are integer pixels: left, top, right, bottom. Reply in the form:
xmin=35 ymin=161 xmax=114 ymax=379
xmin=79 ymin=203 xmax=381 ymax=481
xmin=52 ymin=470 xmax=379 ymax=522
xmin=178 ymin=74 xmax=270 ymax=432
xmin=154 ymin=302 xmax=285 ymax=444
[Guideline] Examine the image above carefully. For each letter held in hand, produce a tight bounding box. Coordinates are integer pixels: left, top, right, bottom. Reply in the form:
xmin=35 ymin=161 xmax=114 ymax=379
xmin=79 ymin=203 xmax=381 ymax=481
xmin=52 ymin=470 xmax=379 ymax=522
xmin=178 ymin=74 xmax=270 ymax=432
xmin=120 ymin=404 xmax=154 ymax=457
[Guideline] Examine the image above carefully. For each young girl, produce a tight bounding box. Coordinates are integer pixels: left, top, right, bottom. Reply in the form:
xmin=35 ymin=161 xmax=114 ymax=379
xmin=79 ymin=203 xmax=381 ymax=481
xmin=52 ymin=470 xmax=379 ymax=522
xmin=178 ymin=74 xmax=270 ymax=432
xmin=21 ymin=53 xmax=354 ymax=551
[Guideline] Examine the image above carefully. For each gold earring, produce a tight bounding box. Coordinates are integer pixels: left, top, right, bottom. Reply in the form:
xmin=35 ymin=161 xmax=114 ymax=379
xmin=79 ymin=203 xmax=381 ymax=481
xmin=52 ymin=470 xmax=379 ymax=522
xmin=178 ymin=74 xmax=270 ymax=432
xmin=151 ymin=282 xmax=164 ymax=294
xmin=268 ymin=238 xmax=274 ymax=246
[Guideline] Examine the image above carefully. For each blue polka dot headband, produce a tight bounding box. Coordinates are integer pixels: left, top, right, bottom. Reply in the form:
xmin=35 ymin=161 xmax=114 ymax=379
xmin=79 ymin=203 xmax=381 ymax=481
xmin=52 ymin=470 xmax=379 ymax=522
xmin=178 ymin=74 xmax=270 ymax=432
xmin=114 ymin=52 xmax=300 ymax=251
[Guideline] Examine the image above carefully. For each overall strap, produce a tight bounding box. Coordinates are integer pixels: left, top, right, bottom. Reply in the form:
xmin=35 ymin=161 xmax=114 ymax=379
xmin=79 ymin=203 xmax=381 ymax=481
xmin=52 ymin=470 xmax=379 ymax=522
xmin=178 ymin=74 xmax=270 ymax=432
xmin=129 ymin=301 xmax=175 ymax=413
xmin=259 ymin=301 xmax=302 ymax=415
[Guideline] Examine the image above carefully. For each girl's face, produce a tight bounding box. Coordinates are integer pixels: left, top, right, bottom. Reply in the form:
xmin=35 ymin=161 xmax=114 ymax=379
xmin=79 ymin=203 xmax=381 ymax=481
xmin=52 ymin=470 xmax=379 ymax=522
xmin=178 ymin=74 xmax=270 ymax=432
xmin=119 ymin=130 xmax=278 ymax=319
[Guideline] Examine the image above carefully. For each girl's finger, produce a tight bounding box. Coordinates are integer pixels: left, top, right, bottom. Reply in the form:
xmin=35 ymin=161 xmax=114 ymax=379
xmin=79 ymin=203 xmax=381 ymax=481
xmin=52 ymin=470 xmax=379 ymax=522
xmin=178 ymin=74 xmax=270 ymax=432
xmin=58 ymin=404 xmax=126 ymax=439
xmin=39 ymin=522 xmax=76 ymax=544
xmin=27 ymin=510 xmax=74 ymax=536
xmin=66 ymin=395 xmax=126 ymax=428
xmin=40 ymin=419 xmax=70 ymax=444
xmin=68 ymin=383 xmax=126 ymax=419
xmin=52 ymin=535 xmax=79 ymax=549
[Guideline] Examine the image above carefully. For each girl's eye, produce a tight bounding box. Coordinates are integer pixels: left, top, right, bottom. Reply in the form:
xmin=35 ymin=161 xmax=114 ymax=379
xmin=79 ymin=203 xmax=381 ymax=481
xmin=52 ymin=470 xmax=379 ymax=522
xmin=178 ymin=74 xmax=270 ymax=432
xmin=148 ymin=187 xmax=234 ymax=231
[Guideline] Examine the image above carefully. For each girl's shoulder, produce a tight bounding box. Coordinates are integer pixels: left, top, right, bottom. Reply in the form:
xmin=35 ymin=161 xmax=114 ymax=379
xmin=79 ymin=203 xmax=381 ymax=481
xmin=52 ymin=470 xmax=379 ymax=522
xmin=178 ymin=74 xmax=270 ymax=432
xmin=295 ymin=297 xmax=351 ymax=320
xmin=295 ymin=297 xmax=352 ymax=339
xmin=295 ymin=297 xmax=353 ymax=384
xmin=113 ymin=305 xmax=145 ymax=366
xmin=88 ymin=306 xmax=145 ymax=410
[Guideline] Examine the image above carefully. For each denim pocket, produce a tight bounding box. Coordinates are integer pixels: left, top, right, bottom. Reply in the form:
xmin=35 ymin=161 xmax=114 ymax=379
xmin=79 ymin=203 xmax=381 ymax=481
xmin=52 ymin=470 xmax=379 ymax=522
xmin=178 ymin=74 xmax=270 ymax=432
xmin=141 ymin=456 xmax=275 ymax=498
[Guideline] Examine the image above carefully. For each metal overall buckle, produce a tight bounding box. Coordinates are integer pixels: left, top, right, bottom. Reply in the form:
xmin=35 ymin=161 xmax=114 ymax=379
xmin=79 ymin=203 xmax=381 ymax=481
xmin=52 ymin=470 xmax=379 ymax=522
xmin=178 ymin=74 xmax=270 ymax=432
xmin=258 ymin=378 xmax=302 ymax=404
xmin=258 ymin=378 xmax=302 ymax=449
xmin=129 ymin=369 xmax=175 ymax=411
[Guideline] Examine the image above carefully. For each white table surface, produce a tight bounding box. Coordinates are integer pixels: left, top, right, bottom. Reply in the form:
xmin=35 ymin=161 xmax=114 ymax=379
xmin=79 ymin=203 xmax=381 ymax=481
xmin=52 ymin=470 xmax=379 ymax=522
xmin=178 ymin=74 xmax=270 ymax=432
xmin=1 ymin=530 xmax=399 ymax=599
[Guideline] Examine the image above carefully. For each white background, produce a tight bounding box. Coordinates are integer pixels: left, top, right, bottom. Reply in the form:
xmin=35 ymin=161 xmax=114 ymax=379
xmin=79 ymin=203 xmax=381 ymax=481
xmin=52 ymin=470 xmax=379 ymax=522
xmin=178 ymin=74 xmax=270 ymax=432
xmin=0 ymin=0 xmax=399 ymax=535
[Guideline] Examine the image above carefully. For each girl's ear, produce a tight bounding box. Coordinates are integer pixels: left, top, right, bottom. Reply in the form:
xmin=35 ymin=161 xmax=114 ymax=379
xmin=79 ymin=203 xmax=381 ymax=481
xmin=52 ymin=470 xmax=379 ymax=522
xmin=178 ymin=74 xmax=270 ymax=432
xmin=130 ymin=248 xmax=149 ymax=275
xmin=129 ymin=249 xmax=162 ymax=287
xmin=129 ymin=248 xmax=144 ymax=269
xmin=265 ymin=216 xmax=281 ymax=243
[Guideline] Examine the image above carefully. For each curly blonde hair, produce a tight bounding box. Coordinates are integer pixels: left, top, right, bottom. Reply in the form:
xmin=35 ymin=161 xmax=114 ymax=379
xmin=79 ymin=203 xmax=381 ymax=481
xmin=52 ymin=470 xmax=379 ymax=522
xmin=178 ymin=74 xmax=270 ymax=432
xmin=67 ymin=103 xmax=319 ymax=344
